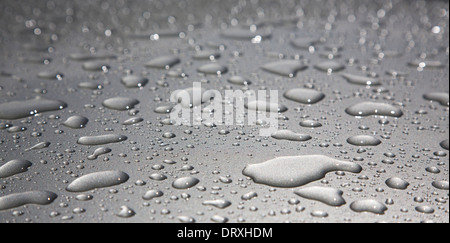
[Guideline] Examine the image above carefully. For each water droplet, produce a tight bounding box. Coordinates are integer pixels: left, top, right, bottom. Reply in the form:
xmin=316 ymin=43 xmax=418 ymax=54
xmin=347 ymin=135 xmax=381 ymax=146
xmin=415 ymin=205 xmax=435 ymax=214
xmin=122 ymin=117 xmax=144 ymax=125
xmin=62 ymin=115 xmax=89 ymax=129
xmin=314 ymin=61 xmax=345 ymax=72
xmin=0 ymin=159 xmax=32 ymax=178
xmin=284 ymin=88 xmax=325 ymax=104
xmin=299 ymin=120 xmax=322 ymax=128
xmin=82 ymin=61 xmax=110 ymax=71
xmin=261 ymin=60 xmax=307 ymax=77
xmin=193 ymin=50 xmax=221 ymax=60
xmin=66 ymin=170 xmax=129 ymax=192
xmin=0 ymin=191 xmax=57 ymax=211
xmin=431 ymin=180 xmax=449 ymax=190
xmin=77 ymin=134 xmax=127 ymax=146
xmin=243 ymin=155 xmax=362 ymax=187
xmin=121 ymin=75 xmax=149 ymax=88
xmin=143 ymin=190 xmax=164 ymax=200
xmin=341 ymin=73 xmax=381 ymax=86
xmin=87 ymin=147 xmax=112 ymax=160
xmin=172 ymin=177 xmax=199 ymax=189
xmin=145 ymin=55 xmax=180 ymax=69
xmin=271 ymin=130 xmax=312 ymax=142
xmin=102 ymin=97 xmax=139 ymax=111
xmin=345 ymin=102 xmax=403 ymax=117
xmin=440 ymin=140 xmax=449 ymax=150
xmin=25 ymin=141 xmax=51 ymax=151
xmin=220 ymin=27 xmax=271 ymax=40
xmin=228 ymin=76 xmax=251 ymax=85
xmin=423 ymin=92 xmax=449 ymax=107
xmin=197 ymin=63 xmax=228 ymax=75
xmin=116 ymin=206 xmax=135 ymax=218
xmin=294 ymin=186 xmax=346 ymax=206
xmin=349 ymin=199 xmax=387 ymax=214
xmin=202 ymin=199 xmax=232 ymax=209
xmin=245 ymin=100 xmax=288 ymax=113
xmin=385 ymin=177 xmax=410 ymax=190
xmin=0 ymin=97 xmax=67 ymax=120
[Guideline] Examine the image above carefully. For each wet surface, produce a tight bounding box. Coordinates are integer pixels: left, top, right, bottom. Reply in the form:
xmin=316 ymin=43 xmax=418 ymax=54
xmin=0 ymin=0 xmax=448 ymax=223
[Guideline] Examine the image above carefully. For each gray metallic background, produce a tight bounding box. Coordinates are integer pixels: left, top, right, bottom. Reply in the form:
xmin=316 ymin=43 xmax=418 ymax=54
xmin=0 ymin=0 xmax=448 ymax=223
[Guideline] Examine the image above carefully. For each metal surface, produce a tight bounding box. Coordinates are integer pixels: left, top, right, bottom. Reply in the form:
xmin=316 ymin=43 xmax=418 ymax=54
xmin=0 ymin=0 xmax=448 ymax=223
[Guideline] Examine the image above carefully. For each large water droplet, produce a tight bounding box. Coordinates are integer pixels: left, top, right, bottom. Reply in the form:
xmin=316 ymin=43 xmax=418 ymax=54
xmin=172 ymin=177 xmax=199 ymax=189
xmin=102 ymin=97 xmax=139 ymax=111
xmin=242 ymin=155 xmax=362 ymax=187
xmin=271 ymin=130 xmax=312 ymax=142
xmin=62 ymin=115 xmax=89 ymax=129
xmin=284 ymin=88 xmax=325 ymax=104
xmin=341 ymin=73 xmax=381 ymax=86
xmin=197 ymin=63 xmax=228 ymax=75
xmin=294 ymin=186 xmax=346 ymax=206
xmin=0 ymin=159 xmax=32 ymax=178
xmin=121 ymin=75 xmax=149 ymax=88
xmin=423 ymin=92 xmax=449 ymax=107
xmin=0 ymin=97 xmax=67 ymax=120
xmin=145 ymin=55 xmax=180 ymax=69
xmin=245 ymin=100 xmax=288 ymax=113
xmin=261 ymin=60 xmax=307 ymax=77
xmin=347 ymin=135 xmax=382 ymax=146
xmin=0 ymin=191 xmax=57 ymax=211
xmin=345 ymin=102 xmax=403 ymax=117
xmin=77 ymin=134 xmax=128 ymax=146
xmin=66 ymin=170 xmax=129 ymax=192
xmin=385 ymin=177 xmax=410 ymax=190
xmin=349 ymin=199 xmax=387 ymax=214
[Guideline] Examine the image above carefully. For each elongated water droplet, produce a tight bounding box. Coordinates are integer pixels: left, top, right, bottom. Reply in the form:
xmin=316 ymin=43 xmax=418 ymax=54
xmin=0 ymin=159 xmax=32 ymax=178
xmin=299 ymin=120 xmax=322 ymax=128
xmin=0 ymin=191 xmax=57 ymax=211
xmin=245 ymin=100 xmax=288 ymax=113
xmin=66 ymin=170 xmax=129 ymax=192
xmin=228 ymin=76 xmax=251 ymax=85
xmin=197 ymin=63 xmax=228 ymax=75
xmin=284 ymin=88 xmax=325 ymax=104
xmin=77 ymin=134 xmax=127 ymax=146
xmin=347 ymin=135 xmax=381 ymax=146
xmin=122 ymin=117 xmax=144 ymax=125
xmin=221 ymin=27 xmax=271 ymax=40
xmin=423 ymin=92 xmax=449 ymax=107
xmin=261 ymin=60 xmax=307 ymax=77
xmin=172 ymin=177 xmax=199 ymax=189
xmin=385 ymin=177 xmax=409 ymax=190
xmin=102 ymin=97 xmax=139 ymax=111
xmin=243 ymin=155 xmax=362 ymax=188
xmin=294 ymin=186 xmax=346 ymax=206
xmin=314 ymin=61 xmax=345 ymax=72
xmin=25 ymin=141 xmax=51 ymax=151
xmin=62 ymin=115 xmax=89 ymax=129
xmin=202 ymin=199 xmax=232 ymax=209
xmin=0 ymin=97 xmax=67 ymax=120
xmin=145 ymin=55 xmax=180 ymax=69
xmin=121 ymin=75 xmax=149 ymax=88
xmin=345 ymin=102 xmax=403 ymax=117
xmin=432 ymin=180 xmax=449 ymax=190
xmin=87 ymin=147 xmax=112 ymax=160
xmin=341 ymin=73 xmax=381 ymax=86
xmin=143 ymin=190 xmax=164 ymax=200
xmin=271 ymin=130 xmax=312 ymax=142
xmin=349 ymin=199 xmax=387 ymax=214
